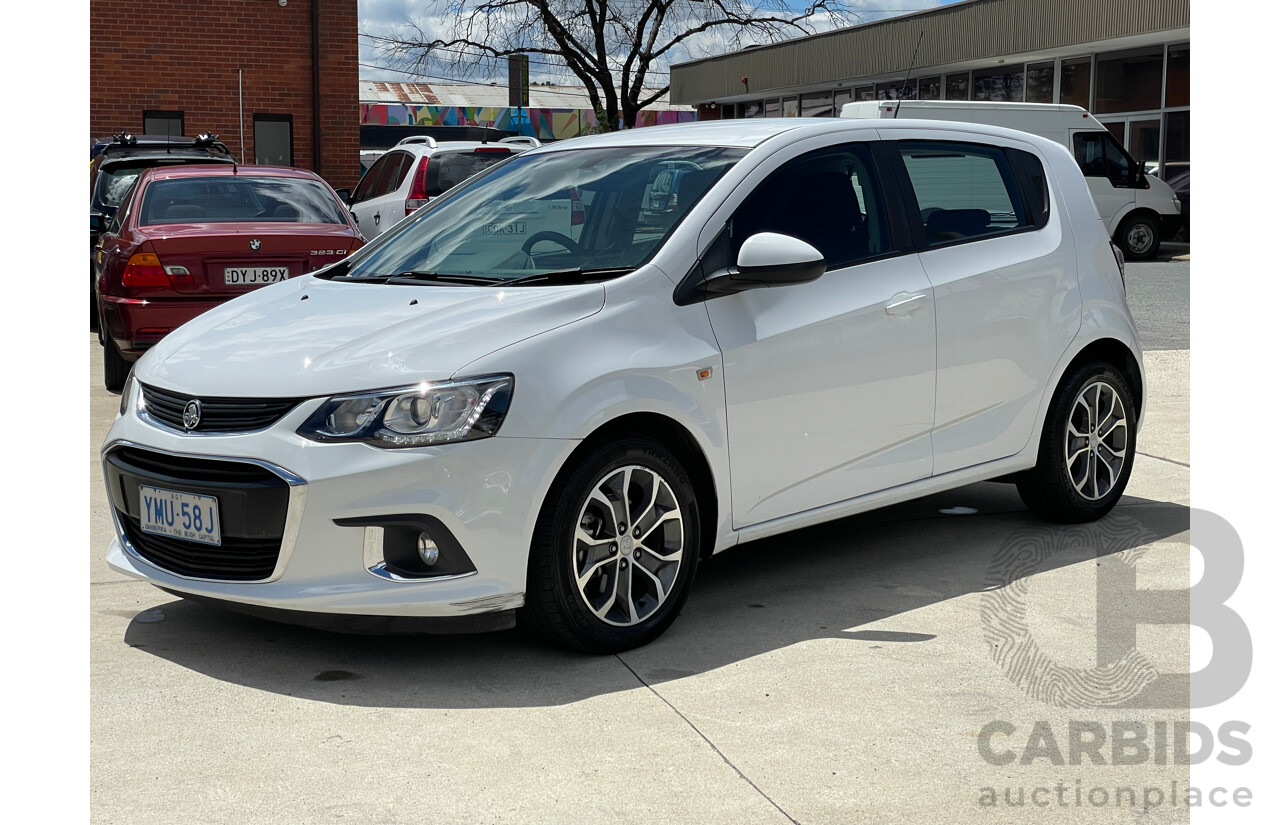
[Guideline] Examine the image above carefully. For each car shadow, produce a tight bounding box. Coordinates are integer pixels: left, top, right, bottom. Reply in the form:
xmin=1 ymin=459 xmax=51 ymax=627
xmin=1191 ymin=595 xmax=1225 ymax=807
xmin=115 ymin=482 xmax=1188 ymax=709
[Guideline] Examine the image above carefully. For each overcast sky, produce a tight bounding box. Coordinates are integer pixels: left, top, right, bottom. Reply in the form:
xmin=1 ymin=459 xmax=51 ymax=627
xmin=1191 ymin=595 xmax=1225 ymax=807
xmin=356 ymin=0 xmax=957 ymax=87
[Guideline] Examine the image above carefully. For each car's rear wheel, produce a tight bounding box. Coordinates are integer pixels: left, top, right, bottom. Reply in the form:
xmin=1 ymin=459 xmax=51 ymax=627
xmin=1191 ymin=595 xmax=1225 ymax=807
xmin=104 ymin=338 xmax=129 ymax=393
xmin=1016 ymin=362 xmax=1136 ymax=523
xmin=521 ymin=436 xmax=699 ymax=653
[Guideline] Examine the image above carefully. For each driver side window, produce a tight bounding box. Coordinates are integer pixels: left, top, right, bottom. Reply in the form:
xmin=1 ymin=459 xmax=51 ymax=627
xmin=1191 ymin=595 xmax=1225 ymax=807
xmin=726 ymin=143 xmax=892 ymax=271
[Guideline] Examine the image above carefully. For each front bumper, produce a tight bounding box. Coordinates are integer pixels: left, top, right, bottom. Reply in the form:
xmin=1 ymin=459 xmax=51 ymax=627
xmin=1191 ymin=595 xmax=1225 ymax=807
xmin=103 ymin=386 xmax=578 ymax=621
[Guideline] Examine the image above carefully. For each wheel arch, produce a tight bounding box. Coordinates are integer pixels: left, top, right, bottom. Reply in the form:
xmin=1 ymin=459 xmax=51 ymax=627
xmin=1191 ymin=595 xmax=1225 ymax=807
xmin=1055 ymin=337 xmax=1144 ymax=421
xmin=557 ymin=412 xmax=720 ymax=562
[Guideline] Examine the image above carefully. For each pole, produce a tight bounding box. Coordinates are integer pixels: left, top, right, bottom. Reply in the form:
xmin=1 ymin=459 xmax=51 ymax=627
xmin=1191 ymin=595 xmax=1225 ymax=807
xmin=238 ymin=69 xmax=245 ymax=163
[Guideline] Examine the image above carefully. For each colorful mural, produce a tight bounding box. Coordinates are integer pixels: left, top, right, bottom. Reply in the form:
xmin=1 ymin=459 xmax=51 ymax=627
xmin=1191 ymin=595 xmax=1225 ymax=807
xmin=360 ymin=104 xmax=695 ymax=141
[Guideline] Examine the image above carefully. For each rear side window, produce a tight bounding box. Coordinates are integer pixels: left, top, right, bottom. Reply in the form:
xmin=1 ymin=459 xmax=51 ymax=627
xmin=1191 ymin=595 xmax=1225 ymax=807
xmin=139 ymin=176 xmax=347 ymax=225
xmin=426 ymin=150 xmax=512 ymax=196
xmin=895 ymin=141 xmax=1031 ymax=246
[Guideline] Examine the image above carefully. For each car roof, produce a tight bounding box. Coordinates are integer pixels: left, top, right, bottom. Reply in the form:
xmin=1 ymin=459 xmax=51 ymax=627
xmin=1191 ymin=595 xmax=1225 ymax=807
xmin=533 ymin=117 xmax=1059 ymax=153
xmin=139 ymin=164 xmax=325 ymax=183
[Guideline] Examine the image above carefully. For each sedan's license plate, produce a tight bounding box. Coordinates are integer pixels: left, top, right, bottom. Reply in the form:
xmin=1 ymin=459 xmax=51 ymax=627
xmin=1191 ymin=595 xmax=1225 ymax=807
xmin=139 ymin=485 xmax=221 ymax=546
xmin=224 ymin=266 xmax=290 ymax=286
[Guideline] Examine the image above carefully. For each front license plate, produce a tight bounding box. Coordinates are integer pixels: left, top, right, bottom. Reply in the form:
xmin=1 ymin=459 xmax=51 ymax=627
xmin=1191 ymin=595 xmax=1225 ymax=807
xmin=224 ymin=266 xmax=290 ymax=286
xmin=139 ymin=485 xmax=222 ymax=546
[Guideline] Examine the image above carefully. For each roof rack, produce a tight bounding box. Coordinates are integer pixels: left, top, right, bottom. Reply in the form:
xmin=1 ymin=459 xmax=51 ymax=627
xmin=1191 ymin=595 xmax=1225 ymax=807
xmin=99 ymin=130 xmax=232 ymax=158
xmin=395 ymin=135 xmax=439 ymax=149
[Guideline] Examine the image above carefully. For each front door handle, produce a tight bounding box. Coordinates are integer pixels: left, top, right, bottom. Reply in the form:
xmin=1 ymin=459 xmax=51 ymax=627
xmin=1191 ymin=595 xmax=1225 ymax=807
xmin=374 ymin=212 xmax=381 ymax=226
xmin=885 ymin=292 xmax=928 ymax=316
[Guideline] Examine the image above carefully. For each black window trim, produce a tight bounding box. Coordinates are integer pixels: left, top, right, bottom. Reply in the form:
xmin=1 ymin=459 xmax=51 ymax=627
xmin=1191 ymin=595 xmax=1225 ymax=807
xmin=674 ymin=139 xmax=920 ymax=306
xmin=883 ymin=138 xmax=1048 ymax=252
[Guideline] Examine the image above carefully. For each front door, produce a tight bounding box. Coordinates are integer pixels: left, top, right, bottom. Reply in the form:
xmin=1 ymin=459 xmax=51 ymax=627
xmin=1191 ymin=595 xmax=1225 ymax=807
xmin=702 ymin=142 xmax=937 ymax=528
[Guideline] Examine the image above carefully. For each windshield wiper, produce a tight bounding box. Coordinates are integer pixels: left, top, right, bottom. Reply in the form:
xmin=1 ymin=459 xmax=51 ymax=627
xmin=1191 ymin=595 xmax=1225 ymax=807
xmin=385 ymin=271 xmax=506 ymax=286
xmin=498 ymin=267 xmax=634 ymax=287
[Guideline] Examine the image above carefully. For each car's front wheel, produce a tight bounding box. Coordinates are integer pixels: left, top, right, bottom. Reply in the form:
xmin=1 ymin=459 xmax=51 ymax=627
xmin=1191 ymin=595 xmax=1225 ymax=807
xmin=522 ymin=436 xmax=700 ymax=653
xmin=1017 ymin=362 xmax=1136 ymax=523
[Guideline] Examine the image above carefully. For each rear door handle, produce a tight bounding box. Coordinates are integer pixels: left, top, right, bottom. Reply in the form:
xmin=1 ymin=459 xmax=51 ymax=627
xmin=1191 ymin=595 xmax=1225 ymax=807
xmin=374 ymin=213 xmax=381 ymax=225
xmin=885 ymin=292 xmax=928 ymax=316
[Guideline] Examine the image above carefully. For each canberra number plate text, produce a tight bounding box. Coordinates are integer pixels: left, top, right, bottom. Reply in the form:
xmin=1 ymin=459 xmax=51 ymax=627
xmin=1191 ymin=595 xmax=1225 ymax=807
xmin=139 ymin=485 xmax=222 ymax=546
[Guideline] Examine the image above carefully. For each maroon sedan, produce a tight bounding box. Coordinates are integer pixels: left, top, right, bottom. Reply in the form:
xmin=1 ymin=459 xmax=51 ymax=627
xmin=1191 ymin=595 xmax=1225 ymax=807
xmin=94 ymin=165 xmax=364 ymax=390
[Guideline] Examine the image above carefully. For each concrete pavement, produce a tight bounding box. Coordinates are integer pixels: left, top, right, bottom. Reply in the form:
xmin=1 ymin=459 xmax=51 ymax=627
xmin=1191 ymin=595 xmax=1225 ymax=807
xmin=90 ymin=309 xmax=1192 ymax=823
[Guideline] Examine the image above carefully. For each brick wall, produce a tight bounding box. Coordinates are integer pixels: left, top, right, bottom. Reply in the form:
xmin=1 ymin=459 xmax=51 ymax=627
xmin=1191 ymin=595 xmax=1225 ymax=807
xmin=90 ymin=0 xmax=361 ymax=190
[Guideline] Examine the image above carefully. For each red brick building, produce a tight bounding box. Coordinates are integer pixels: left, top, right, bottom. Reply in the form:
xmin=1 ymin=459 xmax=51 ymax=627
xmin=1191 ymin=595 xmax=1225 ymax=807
xmin=89 ymin=0 xmax=361 ymax=190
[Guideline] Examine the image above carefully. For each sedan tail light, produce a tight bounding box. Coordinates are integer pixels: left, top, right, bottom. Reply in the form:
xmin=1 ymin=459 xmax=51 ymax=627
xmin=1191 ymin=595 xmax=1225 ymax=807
xmin=122 ymin=251 xmax=170 ymax=287
xmin=406 ymin=156 xmax=430 ymax=214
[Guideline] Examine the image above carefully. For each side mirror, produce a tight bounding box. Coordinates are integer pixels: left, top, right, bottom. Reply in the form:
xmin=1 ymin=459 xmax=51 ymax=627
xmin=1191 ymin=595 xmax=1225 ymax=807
xmin=334 ymin=188 xmax=352 ymax=205
xmin=90 ymin=213 xmax=109 ymax=233
xmin=701 ymin=233 xmax=826 ymax=299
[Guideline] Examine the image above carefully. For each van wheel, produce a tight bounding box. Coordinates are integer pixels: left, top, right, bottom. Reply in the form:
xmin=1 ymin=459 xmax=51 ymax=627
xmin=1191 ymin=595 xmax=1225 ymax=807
xmin=104 ymin=338 xmax=129 ymax=393
xmin=1016 ymin=363 xmax=1136 ymax=523
xmin=521 ymin=436 xmax=699 ymax=653
xmin=1117 ymin=214 xmax=1159 ymax=260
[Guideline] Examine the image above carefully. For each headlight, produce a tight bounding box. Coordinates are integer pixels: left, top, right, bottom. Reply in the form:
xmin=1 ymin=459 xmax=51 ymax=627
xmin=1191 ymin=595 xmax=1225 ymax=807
xmin=297 ymin=375 xmax=513 ymax=448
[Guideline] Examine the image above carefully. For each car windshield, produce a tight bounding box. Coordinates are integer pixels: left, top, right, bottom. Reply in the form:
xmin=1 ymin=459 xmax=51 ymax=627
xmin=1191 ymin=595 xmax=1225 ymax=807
xmin=139 ymin=176 xmax=348 ymax=225
xmin=337 ymin=145 xmax=746 ymax=283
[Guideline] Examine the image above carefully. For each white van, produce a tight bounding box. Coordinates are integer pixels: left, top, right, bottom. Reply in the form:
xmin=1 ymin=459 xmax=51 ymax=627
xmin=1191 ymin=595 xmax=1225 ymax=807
xmin=839 ymin=100 xmax=1182 ymax=260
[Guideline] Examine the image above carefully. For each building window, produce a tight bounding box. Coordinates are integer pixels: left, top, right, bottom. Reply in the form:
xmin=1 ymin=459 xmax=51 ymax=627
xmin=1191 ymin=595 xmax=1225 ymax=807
xmin=801 ymin=91 xmax=833 ymax=117
xmin=741 ymin=100 xmax=764 ymax=118
xmin=764 ymin=98 xmax=781 ymax=117
xmin=945 ymin=73 xmax=970 ymax=101
xmin=1060 ymin=58 xmax=1092 ymax=109
xmin=143 ymin=110 xmax=184 ymax=137
xmin=1163 ymin=110 xmax=1189 ymax=164
xmin=254 ymin=115 xmax=293 ymax=166
xmin=782 ymin=97 xmax=800 ymax=117
xmin=1166 ymin=44 xmax=1189 ymax=107
xmin=1025 ymin=62 xmax=1055 ymax=103
xmin=915 ymin=76 xmax=942 ymax=101
xmin=1095 ymin=47 xmax=1163 ymax=114
xmin=834 ymin=89 xmax=852 ymax=115
xmin=973 ymin=66 xmax=1024 ymax=101
xmin=855 ymin=86 xmax=876 ymax=101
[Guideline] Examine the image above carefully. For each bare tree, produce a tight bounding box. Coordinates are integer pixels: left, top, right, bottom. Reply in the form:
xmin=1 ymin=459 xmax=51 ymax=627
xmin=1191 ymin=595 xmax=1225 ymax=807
xmin=368 ymin=0 xmax=853 ymax=131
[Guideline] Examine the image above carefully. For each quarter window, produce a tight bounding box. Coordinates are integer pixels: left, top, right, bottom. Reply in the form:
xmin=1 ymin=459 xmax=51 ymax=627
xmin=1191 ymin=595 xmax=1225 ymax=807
xmin=894 ymin=142 xmax=1031 ymax=246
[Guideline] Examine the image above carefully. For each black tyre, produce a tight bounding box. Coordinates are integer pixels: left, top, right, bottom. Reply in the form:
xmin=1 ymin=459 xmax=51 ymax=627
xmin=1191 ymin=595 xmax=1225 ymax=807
xmin=1016 ymin=362 xmax=1136 ymax=523
xmin=1116 ymin=213 xmax=1160 ymax=261
xmin=104 ymin=337 xmax=129 ymax=393
xmin=521 ymin=435 xmax=700 ymax=653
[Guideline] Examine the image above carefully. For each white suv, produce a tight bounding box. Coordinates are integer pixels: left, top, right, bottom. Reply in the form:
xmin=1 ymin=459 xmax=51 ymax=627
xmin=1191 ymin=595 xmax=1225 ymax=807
xmin=103 ymin=118 xmax=1144 ymax=653
xmin=348 ymin=135 xmax=540 ymax=238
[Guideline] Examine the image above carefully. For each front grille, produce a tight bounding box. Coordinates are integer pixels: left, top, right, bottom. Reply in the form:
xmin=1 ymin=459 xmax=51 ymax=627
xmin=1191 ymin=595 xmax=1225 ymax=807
xmin=104 ymin=446 xmax=294 ymax=581
xmin=141 ymin=383 xmax=303 ymax=433
xmin=120 ymin=518 xmax=281 ymax=580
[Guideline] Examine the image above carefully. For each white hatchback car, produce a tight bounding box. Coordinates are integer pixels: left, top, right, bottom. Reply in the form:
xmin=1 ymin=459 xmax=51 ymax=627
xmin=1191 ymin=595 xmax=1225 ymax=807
xmin=103 ymin=118 xmax=1143 ymax=653
xmin=348 ymin=135 xmax=541 ymax=238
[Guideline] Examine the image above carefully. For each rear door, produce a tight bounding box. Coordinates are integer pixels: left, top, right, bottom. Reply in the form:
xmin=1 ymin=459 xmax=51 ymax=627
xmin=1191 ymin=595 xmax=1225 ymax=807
xmin=350 ymin=150 xmax=412 ymax=237
xmin=884 ymin=131 xmax=1080 ymax=475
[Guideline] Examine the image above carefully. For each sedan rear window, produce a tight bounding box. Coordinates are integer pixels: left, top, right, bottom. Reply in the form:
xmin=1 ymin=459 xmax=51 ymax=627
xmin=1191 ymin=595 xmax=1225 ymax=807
xmin=139 ymin=177 xmax=348 ymax=225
